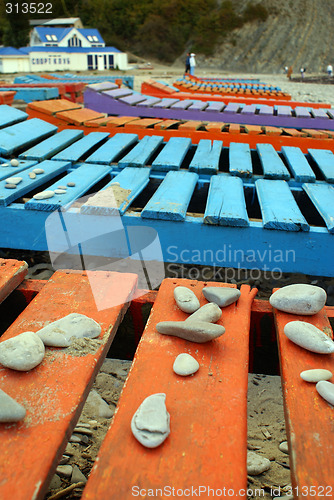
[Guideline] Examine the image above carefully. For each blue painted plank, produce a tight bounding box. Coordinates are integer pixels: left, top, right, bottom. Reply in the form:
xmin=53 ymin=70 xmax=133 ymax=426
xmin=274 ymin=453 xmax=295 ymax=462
xmin=0 ymin=160 xmax=70 ymax=206
xmin=311 ymin=108 xmax=329 ymax=120
xmin=281 ymin=146 xmax=316 ymax=183
xmin=25 ymin=163 xmax=112 ymax=212
xmin=0 ymin=105 xmax=28 ymax=129
xmin=19 ymin=129 xmax=84 ymax=161
xmin=86 ymin=133 xmax=138 ymax=165
xmin=223 ymin=103 xmax=242 ymax=113
xmin=0 ymin=87 xmax=59 ymax=103
xmin=151 ymin=137 xmax=191 ymax=171
xmin=189 ymin=140 xmax=222 ymax=174
xmin=118 ymin=94 xmax=147 ymax=105
xmin=275 ymin=105 xmax=292 ymax=117
xmin=0 ymin=118 xmax=57 ymax=156
xmin=205 ymin=101 xmax=225 ymax=112
xmin=240 ymin=104 xmax=258 ymax=115
xmin=52 ymin=132 xmax=110 ymax=162
xmin=0 ymin=159 xmax=37 ymax=181
xmin=257 ymin=143 xmax=290 ymax=180
xmin=153 ymin=98 xmax=180 ymax=108
xmin=171 ymin=100 xmax=194 ymax=110
xmin=137 ymin=97 xmax=162 ymax=107
xmin=308 ymin=149 xmax=334 ymax=182
xmin=294 ymin=107 xmax=312 ymax=118
xmin=229 ymin=143 xmax=252 ymax=177
xmin=118 ymin=135 xmax=164 ymax=169
xmin=141 ymin=171 xmax=198 ymax=221
xmin=204 ymin=175 xmax=249 ymax=227
xmin=303 ymin=183 xmax=334 ymax=233
xmin=86 ymin=82 xmax=118 ymax=91
xmin=256 ymin=179 xmax=309 ymax=231
xmin=102 ymin=88 xmax=133 ymax=98
xmin=81 ymin=167 xmax=150 ymax=215
xmin=258 ymin=105 xmax=273 ymax=116
xmin=188 ymin=101 xmax=208 ymax=111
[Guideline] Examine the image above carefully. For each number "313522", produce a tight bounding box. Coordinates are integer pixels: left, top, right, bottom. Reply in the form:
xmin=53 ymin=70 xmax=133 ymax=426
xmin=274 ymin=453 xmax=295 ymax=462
xmin=5 ymin=3 xmax=53 ymax=14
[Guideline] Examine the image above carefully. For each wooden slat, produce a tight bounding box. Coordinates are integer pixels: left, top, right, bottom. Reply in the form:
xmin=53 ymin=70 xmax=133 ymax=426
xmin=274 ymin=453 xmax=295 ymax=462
xmin=105 ymin=116 xmax=140 ymax=128
xmin=85 ymin=134 xmax=138 ymax=165
xmin=0 ymin=118 xmax=58 ymax=156
xmin=243 ymin=124 xmax=263 ymax=135
xmin=0 ymin=270 xmax=137 ymax=500
xmin=55 ymin=108 xmax=106 ymax=126
xmin=81 ymin=279 xmax=258 ymax=500
xmin=256 ymin=179 xmax=309 ymax=231
xmin=189 ymin=139 xmax=222 ymax=174
xmin=303 ymin=182 xmax=334 ymax=233
xmin=27 ymin=99 xmax=81 ymax=115
xmin=205 ymin=122 xmax=225 ymax=132
xmin=0 ymin=258 xmax=28 ymax=303
xmin=118 ymin=135 xmax=164 ymax=169
xmin=281 ymin=146 xmax=316 ymax=182
xmin=308 ymin=149 xmax=334 ymax=182
xmin=153 ymin=98 xmax=180 ymax=108
xmin=0 ymin=105 xmax=28 ymax=129
xmin=151 ymin=137 xmax=191 ymax=171
xmin=0 ymin=160 xmax=70 ymax=206
xmin=19 ymin=129 xmax=84 ymax=161
xmin=124 ymin=118 xmax=163 ymax=129
xmin=263 ymin=126 xmax=282 ymax=136
xmin=229 ymin=142 xmax=252 ymax=177
xmin=204 ymin=175 xmax=249 ymax=226
xmin=257 ymin=143 xmax=290 ymax=179
xmin=52 ymin=132 xmax=110 ymax=162
xmin=153 ymin=119 xmax=182 ymax=130
xmin=118 ymin=94 xmax=148 ymax=106
xmin=178 ymin=120 xmax=203 ymax=130
xmin=273 ymin=302 xmax=334 ymax=498
xmin=24 ymin=163 xmax=112 ymax=211
xmin=141 ymin=171 xmax=198 ymax=221
xmin=81 ymin=167 xmax=150 ymax=215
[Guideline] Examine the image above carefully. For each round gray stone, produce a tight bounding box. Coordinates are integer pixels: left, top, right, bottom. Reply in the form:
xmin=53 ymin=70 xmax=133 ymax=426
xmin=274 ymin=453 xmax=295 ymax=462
xmin=0 ymin=331 xmax=45 ymax=371
xmin=29 ymin=172 xmax=36 ymax=179
xmin=5 ymin=176 xmax=22 ymax=185
xmin=156 ymin=320 xmax=225 ymax=343
xmin=300 ymin=368 xmax=332 ymax=383
xmin=131 ymin=393 xmax=170 ymax=448
xmin=33 ymin=168 xmax=45 ymax=174
xmin=269 ymin=284 xmax=327 ymax=315
xmin=185 ymin=302 xmax=222 ymax=323
xmin=37 ymin=313 xmax=101 ymax=347
xmin=67 ymin=182 xmax=76 ymax=187
xmin=247 ymin=451 xmax=271 ymax=475
xmin=173 ymin=286 xmax=200 ymax=313
xmin=316 ymin=380 xmax=334 ymax=406
xmin=0 ymin=388 xmax=26 ymax=422
xmin=203 ymin=287 xmax=241 ymax=307
xmin=284 ymin=321 xmax=334 ymax=354
xmin=10 ymin=159 xmax=19 ymax=167
xmin=279 ymin=441 xmax=289 ymax=454
xmin=173 ymin=353 xmax=199 ymax=376
xmin=5 ymin=183 xmax=17 ymax=189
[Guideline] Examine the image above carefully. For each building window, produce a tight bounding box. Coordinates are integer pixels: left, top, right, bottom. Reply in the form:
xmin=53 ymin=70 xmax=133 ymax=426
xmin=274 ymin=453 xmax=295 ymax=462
xmin=51 ymin=35 xmax=57 ymax=41
xmin=68 ymin=34 xmax=82 ymax=47
xmin=108 ymin=54 xmax=114 ymax=69
xmin=87 ymin=36 xmax=94 ymax=42
xmin=92 ymin=36 xmax=99 ymax=42
xmin=46 ymin=35 xmax=52 ymax=41
xmin=87 ymin=54 xmax=93 ymax=70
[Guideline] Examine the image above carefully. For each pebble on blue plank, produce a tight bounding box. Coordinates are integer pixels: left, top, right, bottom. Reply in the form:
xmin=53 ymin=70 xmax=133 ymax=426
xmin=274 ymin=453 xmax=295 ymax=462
xmin=5 ymin=176 xmax=22 ymax=185
xmin=131 ymin=393 xmax=170 ymax=448
xmin=33 ymin=190 xmax=55 ymax=200
xmin=33 ymin=168 xmax=45 ymax=174
xmin=174 ymin=286 xmax=200 ymax=313
xmin=10 ymin=159 xmax=19 ymax=167
xmin=269 ymin=284 xmax=327 ymax=315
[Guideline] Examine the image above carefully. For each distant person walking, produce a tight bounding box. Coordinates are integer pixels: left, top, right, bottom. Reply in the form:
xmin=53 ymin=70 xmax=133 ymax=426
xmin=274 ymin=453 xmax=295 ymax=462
xmin=327 ymin=64 xmax=333 ymax=76
xmin=287 ymin=66 xmax=293 ymax=80
xmin=185 ymin=53 xmax=190 ymax=75
xmin=300 ymin=67 xmax=306 ymax=79
xmin=189 ymin=53 xmax=196 ymax=76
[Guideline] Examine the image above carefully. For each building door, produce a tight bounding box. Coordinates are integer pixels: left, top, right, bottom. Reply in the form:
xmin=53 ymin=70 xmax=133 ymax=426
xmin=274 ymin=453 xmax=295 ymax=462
xmin=97 ymin=54 xmax=104 ymax=71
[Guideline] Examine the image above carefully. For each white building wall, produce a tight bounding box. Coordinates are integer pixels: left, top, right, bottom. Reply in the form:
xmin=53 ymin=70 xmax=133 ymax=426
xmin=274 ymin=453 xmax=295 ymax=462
xmin=0 ymin=57 xmax=30 ymax=73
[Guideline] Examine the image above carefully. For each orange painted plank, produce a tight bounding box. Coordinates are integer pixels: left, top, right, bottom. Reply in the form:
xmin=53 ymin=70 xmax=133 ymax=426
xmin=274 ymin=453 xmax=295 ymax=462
xmin=322 ymin=130 xmax=334 ymax=139
xmin=205 ymin=122 xmax=225 ymax=132
xmin=274 ymin=300 xmax=334 ymax=498
xmin=27 ymin=99 xmax=81 ymax=116
xmin=83 ymin=116 xmax=116 ymax=127
xmin=301 ymin=129 xmax=331 ymax=138
xmin=0 ymin=259 xmax=28 ymax=303
xmin=55 ymin=108 xmax=106 ymax=125
xmin=263 ymin=126 xmax=283 ymax=136
xmin=243 ymin=124 xmax=263 ymax=135
xmin=154 ymin=119 xmax=182 ymax=130
xmin=282 ymin=128 xmax=308 ymax=137
xmin=178 ymin=120 xmax=203 ymax=131
xmin=0 ymin=270 xmax=137 ymax=500
xmin=229 ymin=123 xmax=241 ymax=134
xmin=82 ymin=280 xmax=257 ymax=500
xmin=105 ymin=116 xmax=141 ymax=128
xmin=124 ymin=118 xmax=163 ymax=129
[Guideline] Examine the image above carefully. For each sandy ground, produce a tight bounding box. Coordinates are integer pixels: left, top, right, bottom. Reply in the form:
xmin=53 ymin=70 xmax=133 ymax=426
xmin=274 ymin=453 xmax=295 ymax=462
xmin=3 ymin=65 xmax=332 ymax=499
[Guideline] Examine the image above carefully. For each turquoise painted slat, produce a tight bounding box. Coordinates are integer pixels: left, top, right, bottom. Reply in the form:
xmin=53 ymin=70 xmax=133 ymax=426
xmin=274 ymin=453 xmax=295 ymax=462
xmin=189 ymin=139 xmax=222 ymax=174
xmin=141 ymin=171 xmax=198 ymax=221
xmin=229 ymin=142 xmax=252 ymax=177
xmin=256 ymin=179 xmax=309 ymax=231
xmin=151 ymin=137 xmax=191 ymax=171
xmin=308 ymin=149 xmax=334 ymax=182
xmin=0 ymin=105 xmax=28 ymax=129
xmin=303 ymin=182 xmax=334 ymax=233
xmin=25 ymin=163 xmax=112 ymax=212
xmin=257 ymin=143 xmax=290 ymax=180
xmin=19 ymin=130 xmax=84 ymax=161
xmin=0 ymin=160 xmax=70 ymax=206
xmin=85 ymin=133 xmax=138 ymax=165
xmin=81 ymin=167 xmax=150 ymax=216
xmin=118 ymin=135 xmax=164 ymax=169
xmin=52 ymin=132 xmax=110 ymax=162
xmin=0 ymin=159 xmax=37 ymax=181
xmin=281 ymin=146 xmax=316 ymax=183
xmin=0 ymin=118 xmax=57 ymax=156
xmin=204 ymin=175 xmax=249 ymax=226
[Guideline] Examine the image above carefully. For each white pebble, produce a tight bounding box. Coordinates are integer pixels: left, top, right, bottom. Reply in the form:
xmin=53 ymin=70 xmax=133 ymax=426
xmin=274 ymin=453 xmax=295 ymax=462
xmin=57 ymin=185 xmax=67 ymax=190
xmin=10 ymin=159 xmax=19 ymax=167
xmin=131 ymin=393 xmax=170 ymax=448
xmin=5 ymin=176 xmax=22 ymax=185
xmin=174 ymin=286 xmax=200 ymax=313
xmin=0 ymin=388 xmax=26 ymax=422
xmin=284 ymin=321 xmax=334 ymax=354
xmin=33 ymin=168 xmax=45 ymax=174
xmin=185 ymin=302 xmax=222 ymax=323
xmin=173 ymin=353 xmax=199 ymax=376
xmin=316 ymin=380 xmax=334 ymax=406
xmin=67 ymin=182 xmax=76 ymax=187
xmin=29 ymin=172 xmax=36 ymax=179
xmin=203 ymin=287 xmax=241 ymax=307
xmin=54 ymin=189 xmax=67 ymax=194
xmin=278 ymin=441 xmax=289 ymax=454
xmin=33 ymin=190 xmax=55 ymax=200
xmin=270 ymin=284 xmax=326 ymax=315
xmin=37 ymin=313 xmax=101 ymax=347
xmin=300 ymin=369 xmax=332 ymax=383
xmin=0 ymin=331 xmax=45 ymax=371
xmin=157 ymin=320 xmax=225 ymax=343
xmin=1 ymin=163 xmax=9 ymax=167
xmin=5 ymin=183 xmax=17 ymax=189
xmin=247 ymin=451 xmax=271 ymax=475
